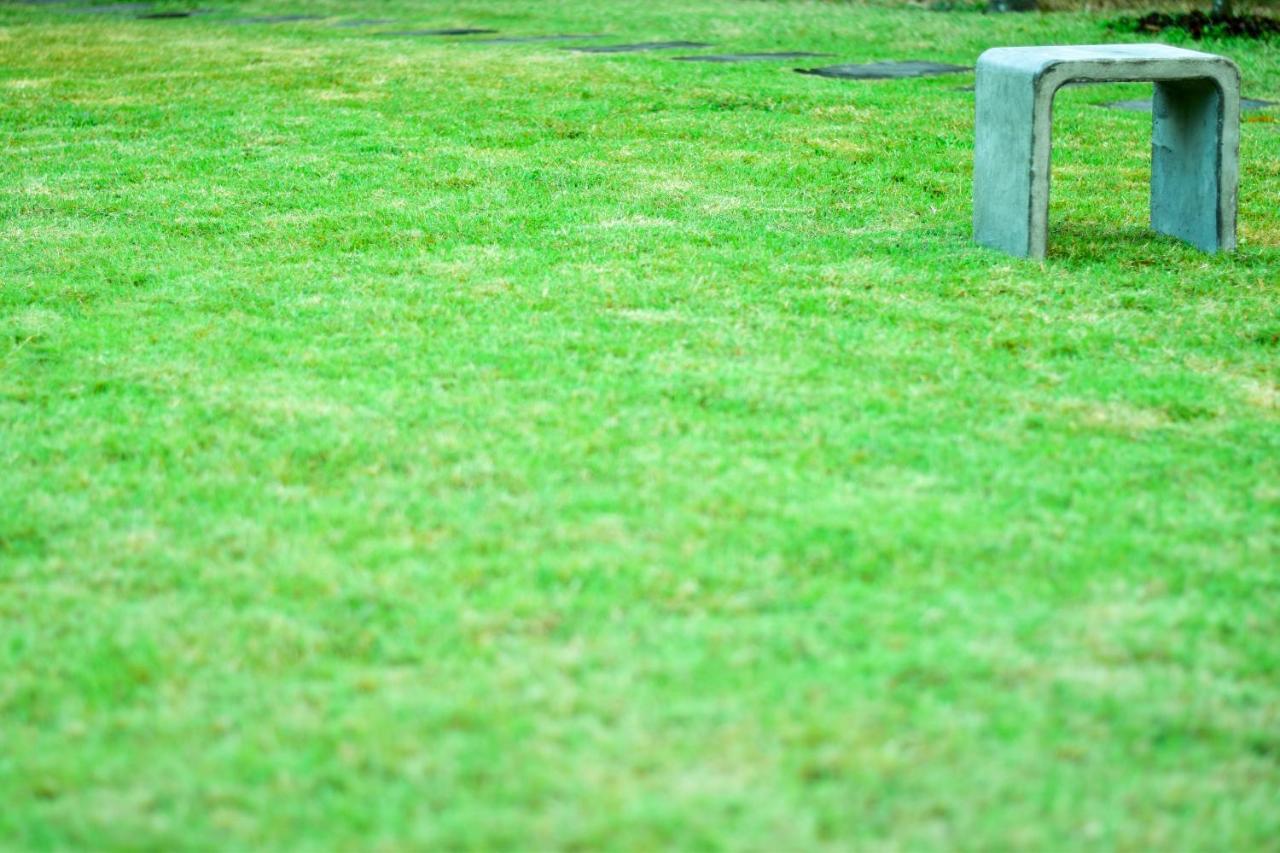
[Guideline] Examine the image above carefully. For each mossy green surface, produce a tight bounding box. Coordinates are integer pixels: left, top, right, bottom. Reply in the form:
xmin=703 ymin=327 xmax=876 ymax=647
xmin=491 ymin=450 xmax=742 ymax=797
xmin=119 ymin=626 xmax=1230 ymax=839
xmin=1 ymin=1 xmax=1278 ymax=848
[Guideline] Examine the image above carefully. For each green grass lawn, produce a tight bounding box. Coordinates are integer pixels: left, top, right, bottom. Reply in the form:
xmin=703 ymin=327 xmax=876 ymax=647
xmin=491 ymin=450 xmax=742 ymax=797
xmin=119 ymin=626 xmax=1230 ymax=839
xmin=1 ymin=0 xmax=1278 ymax=847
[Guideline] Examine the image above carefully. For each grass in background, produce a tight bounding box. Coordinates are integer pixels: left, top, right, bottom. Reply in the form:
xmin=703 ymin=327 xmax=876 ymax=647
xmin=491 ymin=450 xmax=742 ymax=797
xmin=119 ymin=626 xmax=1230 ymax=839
xmin=1 ymin=0 xmax=1278 ymax=847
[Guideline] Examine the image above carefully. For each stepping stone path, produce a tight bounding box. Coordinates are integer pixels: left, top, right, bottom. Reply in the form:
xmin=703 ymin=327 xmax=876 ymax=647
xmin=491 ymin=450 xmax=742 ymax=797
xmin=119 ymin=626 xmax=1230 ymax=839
xmin=1100 ymin=96 xmax=1275 ymax=112
xmin=473 ymin=34 xmax=606 ymax=44
xmin=568 ymin=41 xmax=711 ymax=53
xmin=673 ymin=51 xmax=830 ymax=63
xmin=797 ymin=60 xmax=970 ymax=79
xmin=6 ymin=1 xmax=1034 ymax=136
xmin=378 ymin=28 xmax=498 ymax=37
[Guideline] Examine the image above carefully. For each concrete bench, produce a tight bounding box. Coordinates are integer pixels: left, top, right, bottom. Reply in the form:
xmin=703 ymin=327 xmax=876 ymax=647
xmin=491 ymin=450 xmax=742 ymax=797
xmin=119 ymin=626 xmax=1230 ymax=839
xmin=973 ymin=44 xmax=1240 ymax=260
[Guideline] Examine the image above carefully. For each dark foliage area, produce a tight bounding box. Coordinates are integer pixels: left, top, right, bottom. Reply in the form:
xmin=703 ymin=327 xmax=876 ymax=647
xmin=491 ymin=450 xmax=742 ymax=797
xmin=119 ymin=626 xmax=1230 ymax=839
xmin=1116 ymin=9 xmax=1280 ymax=39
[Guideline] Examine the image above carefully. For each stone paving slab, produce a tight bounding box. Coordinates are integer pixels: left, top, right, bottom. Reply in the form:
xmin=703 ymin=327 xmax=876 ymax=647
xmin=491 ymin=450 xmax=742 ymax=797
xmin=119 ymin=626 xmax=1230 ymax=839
xmin=137 ymin=9 xmax=209 ymax=18
xmin=797 ymin=60 xmax=970 ymax=80
xmin=672 ymin=51 xmax=831 ymax=63
xmin=473 ymin=34 xmax=606 ymax=44
xmin=567 ymin=40 xmax=712 ymax=53
xmin=378 ymin=27 xmax=498 ymax=37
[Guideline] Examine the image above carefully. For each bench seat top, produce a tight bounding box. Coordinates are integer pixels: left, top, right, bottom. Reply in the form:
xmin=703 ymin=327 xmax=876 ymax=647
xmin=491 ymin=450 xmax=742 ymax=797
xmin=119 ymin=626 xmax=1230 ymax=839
xmin=978 ymin=44 xmax=1236 ymax=80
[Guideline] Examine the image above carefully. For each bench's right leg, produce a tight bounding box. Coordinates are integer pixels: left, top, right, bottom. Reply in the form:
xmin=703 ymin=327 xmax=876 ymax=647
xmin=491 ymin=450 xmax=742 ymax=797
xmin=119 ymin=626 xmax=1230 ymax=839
xmin=1150 ymin=76 xmax=1239 ymax=253
xmin=974 ymin=65 xmax=1051 ymax=259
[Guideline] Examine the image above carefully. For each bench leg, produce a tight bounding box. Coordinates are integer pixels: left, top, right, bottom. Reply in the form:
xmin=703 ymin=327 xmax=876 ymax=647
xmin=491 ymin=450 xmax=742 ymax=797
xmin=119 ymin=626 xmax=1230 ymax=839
xmin=973 ymin=71 xmax=1051 ymax=259
xmin=1150 ymin=79 xmax=1239 ymax=253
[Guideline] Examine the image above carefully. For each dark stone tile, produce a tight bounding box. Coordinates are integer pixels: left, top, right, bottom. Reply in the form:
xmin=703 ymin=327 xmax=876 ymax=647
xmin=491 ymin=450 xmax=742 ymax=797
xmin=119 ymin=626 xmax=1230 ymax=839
xmin=377 ymin=27 xmax=497 ymax=37
xmin=1238 ymin=97 xmax=1274 ymax=111
xmin=137 ymin=9 xmax=206 ymax=18
xmin=796 ymin=61 xmax=971 ymax=80
xmin=672 ymin=51 xmax=831 ymax=63
xmin=1100 ymin=96 xmax=1276 ymax=112
xmin=567 ymin=40 xmax=712 ymax=54
xmin=471 ymin=34 xmax=606 ymax=44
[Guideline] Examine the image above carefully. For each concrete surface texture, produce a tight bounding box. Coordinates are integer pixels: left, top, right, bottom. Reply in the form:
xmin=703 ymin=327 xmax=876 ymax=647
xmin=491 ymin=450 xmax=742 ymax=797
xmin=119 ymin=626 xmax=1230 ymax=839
xmin=973 ymin=44 xmax=1241 ymax=260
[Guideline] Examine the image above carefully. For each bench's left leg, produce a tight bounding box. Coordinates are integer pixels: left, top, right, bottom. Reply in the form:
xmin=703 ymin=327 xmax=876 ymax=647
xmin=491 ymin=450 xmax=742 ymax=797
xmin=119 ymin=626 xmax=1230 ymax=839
xmin=974 ymin=65 xmax=1051 ymax=259
xmin=1151 ymin=76 xmax=1240 ymax=253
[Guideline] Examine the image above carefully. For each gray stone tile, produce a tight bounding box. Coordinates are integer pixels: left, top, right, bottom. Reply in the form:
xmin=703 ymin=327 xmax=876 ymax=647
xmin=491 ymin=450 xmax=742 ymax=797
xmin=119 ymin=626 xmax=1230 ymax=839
xmin=377 ymin=27 xmax=497 ymax=37
xmin=672 ymin=51 xmax=831 ymax=63
xmin=567 ymin=41 xmax=711 ymax=54
xmin=797 ymin=61 xmax=970 ymax=80
xmin=472 ymin=34 xmax=606 ymax=44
